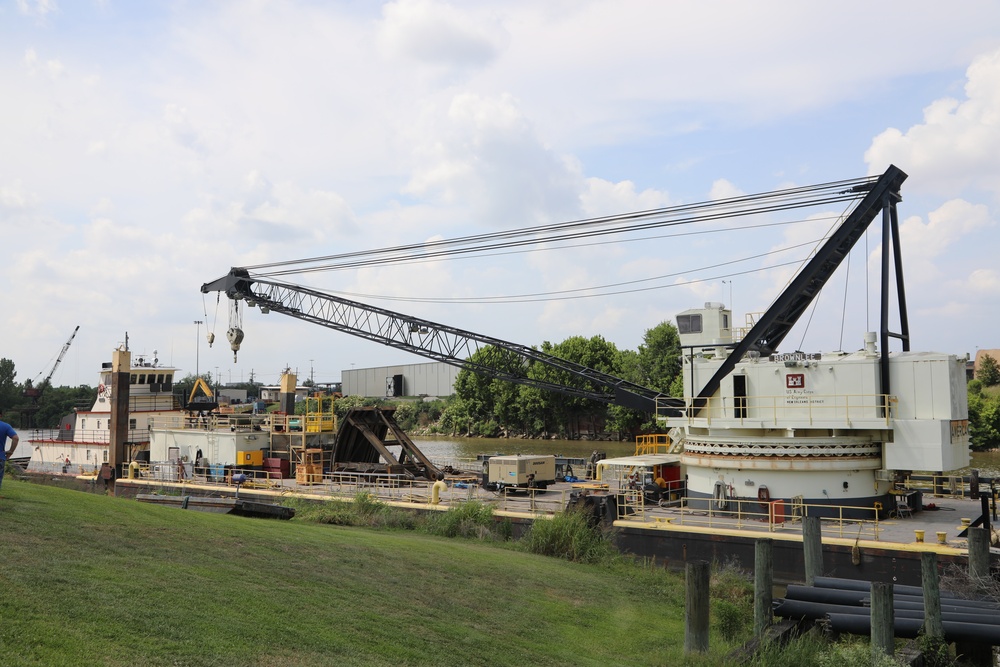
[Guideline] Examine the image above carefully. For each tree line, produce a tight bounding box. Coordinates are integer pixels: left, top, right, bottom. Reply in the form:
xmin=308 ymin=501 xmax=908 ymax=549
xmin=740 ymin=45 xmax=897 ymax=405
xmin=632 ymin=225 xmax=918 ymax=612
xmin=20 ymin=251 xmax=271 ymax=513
xmin=432 ymin=321 xmax=683 ymax=440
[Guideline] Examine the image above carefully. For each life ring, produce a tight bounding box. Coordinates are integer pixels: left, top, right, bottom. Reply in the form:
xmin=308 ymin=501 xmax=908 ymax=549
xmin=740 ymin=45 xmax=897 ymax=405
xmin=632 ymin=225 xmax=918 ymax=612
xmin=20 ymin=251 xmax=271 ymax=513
xmin=713 ymin=481 xmax=729 ymax=510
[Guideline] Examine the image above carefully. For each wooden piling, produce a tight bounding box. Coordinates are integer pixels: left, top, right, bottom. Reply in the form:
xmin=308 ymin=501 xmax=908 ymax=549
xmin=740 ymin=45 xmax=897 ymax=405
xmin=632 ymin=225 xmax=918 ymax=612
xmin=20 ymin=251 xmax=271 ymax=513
xmin=920 ymin=551 xmax=944 ymax=640
xmin=968 ymin=526 xmax=990 ymax=584
xmin=754 ymin=538 xmax=773 ymax=638
xmin=871 ymin=581 xmax=894 ymax=662
xmin=802 ymin=515 xmax=822 ymax=586
xmin=685 ymin=560 xmax=710 ymax=654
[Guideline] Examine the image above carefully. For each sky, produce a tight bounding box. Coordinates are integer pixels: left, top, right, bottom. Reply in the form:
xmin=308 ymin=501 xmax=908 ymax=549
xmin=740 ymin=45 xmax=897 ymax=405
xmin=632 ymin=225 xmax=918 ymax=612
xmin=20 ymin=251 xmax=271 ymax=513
xmin=2 ymin=0 xmax=1000 ymax=390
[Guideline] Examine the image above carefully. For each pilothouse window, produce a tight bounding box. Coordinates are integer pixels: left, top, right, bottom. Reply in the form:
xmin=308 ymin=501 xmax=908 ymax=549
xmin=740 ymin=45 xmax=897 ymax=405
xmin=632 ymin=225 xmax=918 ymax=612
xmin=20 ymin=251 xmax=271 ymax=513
xmin=678 ymin=314 xmax=703 ymax=334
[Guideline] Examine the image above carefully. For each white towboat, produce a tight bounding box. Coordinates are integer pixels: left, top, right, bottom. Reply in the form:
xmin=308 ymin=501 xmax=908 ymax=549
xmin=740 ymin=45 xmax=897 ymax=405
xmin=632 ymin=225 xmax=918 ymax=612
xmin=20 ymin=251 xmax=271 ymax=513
xmin=23 ymin=352 xmax=184 ymax=475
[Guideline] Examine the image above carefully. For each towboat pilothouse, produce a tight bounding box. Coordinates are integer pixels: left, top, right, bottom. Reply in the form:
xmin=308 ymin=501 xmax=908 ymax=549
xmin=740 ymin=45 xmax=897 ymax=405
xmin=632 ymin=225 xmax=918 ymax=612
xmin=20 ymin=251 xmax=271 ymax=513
xmin=22 ymin=351 xmax=184 ymax=475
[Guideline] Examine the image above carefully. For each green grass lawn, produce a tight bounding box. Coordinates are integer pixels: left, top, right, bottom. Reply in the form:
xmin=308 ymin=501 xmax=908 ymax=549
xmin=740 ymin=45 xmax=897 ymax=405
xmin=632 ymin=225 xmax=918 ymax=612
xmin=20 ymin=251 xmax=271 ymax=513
xmin=0 ymin=479 xmax=741 ymax=667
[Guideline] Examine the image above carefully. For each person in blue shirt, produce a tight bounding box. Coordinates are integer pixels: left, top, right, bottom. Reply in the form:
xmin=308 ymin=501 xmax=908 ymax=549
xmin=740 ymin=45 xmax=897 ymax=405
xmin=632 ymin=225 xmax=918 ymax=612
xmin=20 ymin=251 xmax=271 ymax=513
xmin=0 ymin=411 xmax=20 ymax=492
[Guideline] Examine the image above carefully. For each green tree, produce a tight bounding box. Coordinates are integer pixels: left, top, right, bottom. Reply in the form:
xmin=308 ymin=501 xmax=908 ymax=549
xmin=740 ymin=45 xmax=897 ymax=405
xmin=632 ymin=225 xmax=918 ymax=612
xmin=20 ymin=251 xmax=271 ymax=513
xmin=636 ymin=321 xmax=682 ymax=393
xmin=977 ymin=354 xmax=1000 ymax=386
xmin=0 ymin=358 xmax=19 ymax=414
xmin=31 ymin=384 xmax=96 ymax=428
xmin=521 ymin=335 xmax=621 ymax=439
xmin=453 ymin=346 xmax=524 ymax=436
xmin=968 ymin=391 xmax=1000 ymax=452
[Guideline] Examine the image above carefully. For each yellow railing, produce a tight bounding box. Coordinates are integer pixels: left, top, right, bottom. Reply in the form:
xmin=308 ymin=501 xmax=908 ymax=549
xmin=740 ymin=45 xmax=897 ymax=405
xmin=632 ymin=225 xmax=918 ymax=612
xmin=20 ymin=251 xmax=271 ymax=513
xmin=616 ymin=493 xmax=883 ymax=540
xmin=634 ymin=434 xmax=673 ymax=455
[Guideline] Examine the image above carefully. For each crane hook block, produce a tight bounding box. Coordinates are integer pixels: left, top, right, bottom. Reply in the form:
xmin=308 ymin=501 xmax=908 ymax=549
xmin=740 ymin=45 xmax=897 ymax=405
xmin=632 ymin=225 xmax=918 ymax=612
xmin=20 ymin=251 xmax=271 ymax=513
xmin=227 ymin=327 xmax=244 ymax=363
xmin=207 ymin=332 xmax=216 ymax=348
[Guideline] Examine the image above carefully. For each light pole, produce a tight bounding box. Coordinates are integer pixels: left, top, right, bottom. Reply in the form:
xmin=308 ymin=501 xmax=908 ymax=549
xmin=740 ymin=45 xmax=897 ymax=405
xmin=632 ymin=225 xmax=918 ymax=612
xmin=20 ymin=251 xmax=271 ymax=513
xmin=194 ymin=320 xmax=203 ymax=377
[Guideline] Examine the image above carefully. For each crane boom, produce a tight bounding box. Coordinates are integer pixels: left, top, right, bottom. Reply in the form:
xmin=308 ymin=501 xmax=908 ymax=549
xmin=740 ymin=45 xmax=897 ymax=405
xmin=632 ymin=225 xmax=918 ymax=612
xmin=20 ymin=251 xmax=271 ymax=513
xmin=201 ymin=271 xmax=681 ymax=415
xmin=24 ymin=325 xmax=80 ymax=401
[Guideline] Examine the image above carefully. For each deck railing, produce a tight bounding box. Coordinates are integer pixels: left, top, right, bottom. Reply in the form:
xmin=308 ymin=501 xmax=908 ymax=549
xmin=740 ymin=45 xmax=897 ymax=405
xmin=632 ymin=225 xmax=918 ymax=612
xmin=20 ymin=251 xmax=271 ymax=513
xmin=658 ymin=393 xmax=894 ymax=427
xmin=616 ymin=492 xmax=883 ymax=540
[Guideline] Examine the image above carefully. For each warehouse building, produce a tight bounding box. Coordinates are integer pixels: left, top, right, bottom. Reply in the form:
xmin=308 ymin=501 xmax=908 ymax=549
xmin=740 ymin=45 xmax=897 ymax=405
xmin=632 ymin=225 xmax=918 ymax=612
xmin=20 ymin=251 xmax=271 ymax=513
xmin=342 ymin=361 xmax=459 ymax=399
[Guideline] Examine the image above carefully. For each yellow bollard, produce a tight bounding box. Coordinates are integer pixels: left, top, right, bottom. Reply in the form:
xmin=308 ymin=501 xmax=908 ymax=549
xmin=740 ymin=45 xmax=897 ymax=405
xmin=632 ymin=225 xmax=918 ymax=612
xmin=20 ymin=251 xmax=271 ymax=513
xmin=936 ymin=531 xmax=947 ymax=544
xmin=914 ymin=529 xmax=925 ymax=543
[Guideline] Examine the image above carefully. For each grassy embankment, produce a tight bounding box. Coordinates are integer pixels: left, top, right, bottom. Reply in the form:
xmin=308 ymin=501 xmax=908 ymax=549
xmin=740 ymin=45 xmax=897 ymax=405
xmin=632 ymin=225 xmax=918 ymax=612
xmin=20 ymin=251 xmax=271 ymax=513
xmin=0 ymin=479 xmax=752 ymax=667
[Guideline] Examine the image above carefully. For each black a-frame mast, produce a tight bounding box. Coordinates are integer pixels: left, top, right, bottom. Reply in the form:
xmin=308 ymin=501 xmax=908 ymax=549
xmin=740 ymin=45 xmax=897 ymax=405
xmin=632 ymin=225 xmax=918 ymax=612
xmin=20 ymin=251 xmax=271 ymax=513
xmin=690 ymin=164 xmax=909 ymax=416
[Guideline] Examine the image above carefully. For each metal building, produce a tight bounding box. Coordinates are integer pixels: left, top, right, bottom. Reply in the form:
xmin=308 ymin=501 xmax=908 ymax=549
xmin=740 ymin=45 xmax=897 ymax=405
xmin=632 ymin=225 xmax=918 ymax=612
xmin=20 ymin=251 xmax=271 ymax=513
xmin=342 ymin=361 xmax=459 ymax=399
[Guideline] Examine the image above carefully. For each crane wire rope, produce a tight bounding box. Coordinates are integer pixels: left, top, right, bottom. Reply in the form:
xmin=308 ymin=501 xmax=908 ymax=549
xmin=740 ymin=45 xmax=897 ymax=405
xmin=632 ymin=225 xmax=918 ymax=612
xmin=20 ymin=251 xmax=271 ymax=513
xmin=245 ymin=176 xmax=875 ymax=277
xmin=325 ymin=238 xmax=825 ymax=305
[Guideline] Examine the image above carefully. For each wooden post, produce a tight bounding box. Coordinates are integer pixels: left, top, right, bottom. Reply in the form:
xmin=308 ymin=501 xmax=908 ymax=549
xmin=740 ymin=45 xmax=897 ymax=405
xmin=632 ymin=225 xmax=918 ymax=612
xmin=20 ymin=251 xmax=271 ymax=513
xmin=754 ymin=538 xmax=773 ymax=637
xmin=921 ymin=551 xmax=944 ymax=640
xmin=802 ymin=515 xmax=822 ymax=585
xmin=685 ymin=560 xmax=710 ymax=654
xmin=871 ymin=581 xmax=894 ymax=662
xmin=969 ymin=526 xmax=990 ymax=585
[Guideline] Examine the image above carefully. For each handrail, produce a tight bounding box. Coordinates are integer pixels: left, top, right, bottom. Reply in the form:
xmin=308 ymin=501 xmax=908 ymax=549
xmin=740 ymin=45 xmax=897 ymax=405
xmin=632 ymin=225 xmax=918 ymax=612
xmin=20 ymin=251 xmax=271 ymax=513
xmin=657 ymin=392 xmax=894 ymax=426
xmin=616 ymin=493 xmax=882 ymax=540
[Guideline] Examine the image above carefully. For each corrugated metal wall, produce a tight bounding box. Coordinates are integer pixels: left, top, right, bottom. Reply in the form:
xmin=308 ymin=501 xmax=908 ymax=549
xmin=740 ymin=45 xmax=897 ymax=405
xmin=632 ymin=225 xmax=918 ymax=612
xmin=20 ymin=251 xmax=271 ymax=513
xmin=342 ymin=361 xmax=459 ymax=398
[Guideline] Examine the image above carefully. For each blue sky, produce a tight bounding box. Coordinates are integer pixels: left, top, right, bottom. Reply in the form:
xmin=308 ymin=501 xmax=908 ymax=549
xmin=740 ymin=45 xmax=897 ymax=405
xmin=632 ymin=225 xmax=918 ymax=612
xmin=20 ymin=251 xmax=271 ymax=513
xmin=3 ymin=0 xmax=999 ymax=389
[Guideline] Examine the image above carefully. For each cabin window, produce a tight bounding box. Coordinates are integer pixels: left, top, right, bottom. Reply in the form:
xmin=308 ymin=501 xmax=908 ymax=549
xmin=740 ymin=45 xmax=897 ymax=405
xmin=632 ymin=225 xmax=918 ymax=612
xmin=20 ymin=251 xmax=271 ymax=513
xmin=97 ymin=420 xmax=102 ymax=430
xmin=86 ymin=449 xmax=91 ymax=461
xmin=157 ymin=374 xmax=164 ymax=384
xmin=81 ymin=419 xmax=87 ymax=430
xmin=103 ymin=450 xmax=109 ymax=463
xmin=129 ymin=418 xmax=137 ymax=429
xmin=677 ymin=314 xmax=703 ymax=334
xmin=722 ymin=314 xmax=729 ymax=329
xmin=130 ymin=374 xmax=137 ymax=384
xmin=138 ymin=374 xmax=146 ymax=384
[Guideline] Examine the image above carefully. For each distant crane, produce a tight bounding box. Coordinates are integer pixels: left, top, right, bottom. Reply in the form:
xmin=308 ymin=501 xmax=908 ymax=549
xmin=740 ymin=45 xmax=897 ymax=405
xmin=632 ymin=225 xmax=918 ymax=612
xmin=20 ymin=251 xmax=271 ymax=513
xmin=24 ymin=325 xmax=80 ymax=403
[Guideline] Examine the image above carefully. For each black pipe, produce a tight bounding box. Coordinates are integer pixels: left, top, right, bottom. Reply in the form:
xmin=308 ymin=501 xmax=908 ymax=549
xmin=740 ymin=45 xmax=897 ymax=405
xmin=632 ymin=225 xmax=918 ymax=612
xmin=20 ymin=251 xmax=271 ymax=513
xmin=813 ymin=576 xmax=962 ymax=600
xmin=861 ymin=592 xmax=1000 ymax=611
xmin=827 ymin=613 xmax=1000 ymax=644
xmin=784 ymin=585 xmax=867 ymax=606
xmin=775 ymin=598 xmax=1000 ymax=626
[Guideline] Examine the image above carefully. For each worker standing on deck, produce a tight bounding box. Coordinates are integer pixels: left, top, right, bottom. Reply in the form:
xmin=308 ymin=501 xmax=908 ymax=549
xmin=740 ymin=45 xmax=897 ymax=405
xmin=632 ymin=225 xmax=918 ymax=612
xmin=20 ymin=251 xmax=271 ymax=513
xmin=0 ymin=410 xmax=20 ymax=493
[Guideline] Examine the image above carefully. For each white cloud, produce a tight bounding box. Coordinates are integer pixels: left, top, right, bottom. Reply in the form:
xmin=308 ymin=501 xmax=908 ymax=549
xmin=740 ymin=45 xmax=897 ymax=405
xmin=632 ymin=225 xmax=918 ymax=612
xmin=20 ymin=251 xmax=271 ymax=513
xmin=581 ymin=178 xmax=672 ymax=217
xmin=709 ymin=179 xmax=745 ymax=201
xmin=404 ymin=92 xmax=583 ymax=225
xmin=0 ymin=180 xmax=38 ymax=211
xmin=866 ymin=48 xmax=1000 ymax=197
xmin=22 ymin=48 xmax=65 ymax=79
xmin=16 ymin=0 xmax=57 ymax=19
xmin=377 ymin=0 xmax=508 ymax=69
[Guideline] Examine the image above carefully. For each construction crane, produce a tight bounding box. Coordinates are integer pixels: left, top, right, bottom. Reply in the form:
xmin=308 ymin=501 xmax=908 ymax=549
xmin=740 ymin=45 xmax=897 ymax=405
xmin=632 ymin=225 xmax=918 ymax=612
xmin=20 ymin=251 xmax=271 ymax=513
xmin=201 ymin=164 xmax=907 ymax=419
xmin=24 ymin=325 xmax=80 ymax=403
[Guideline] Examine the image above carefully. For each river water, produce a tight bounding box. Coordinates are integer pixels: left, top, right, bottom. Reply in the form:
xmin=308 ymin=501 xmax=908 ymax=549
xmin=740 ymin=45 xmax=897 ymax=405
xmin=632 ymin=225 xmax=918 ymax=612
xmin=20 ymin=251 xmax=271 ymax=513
xmin=413 ymin=435 xmax=1000 ymax=477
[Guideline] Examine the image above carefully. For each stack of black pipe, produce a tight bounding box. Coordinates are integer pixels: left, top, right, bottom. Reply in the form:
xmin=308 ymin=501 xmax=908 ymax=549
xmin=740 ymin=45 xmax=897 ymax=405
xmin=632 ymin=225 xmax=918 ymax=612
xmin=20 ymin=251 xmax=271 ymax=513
xmin=774 ymin=576 xmax=1000 ymax=643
